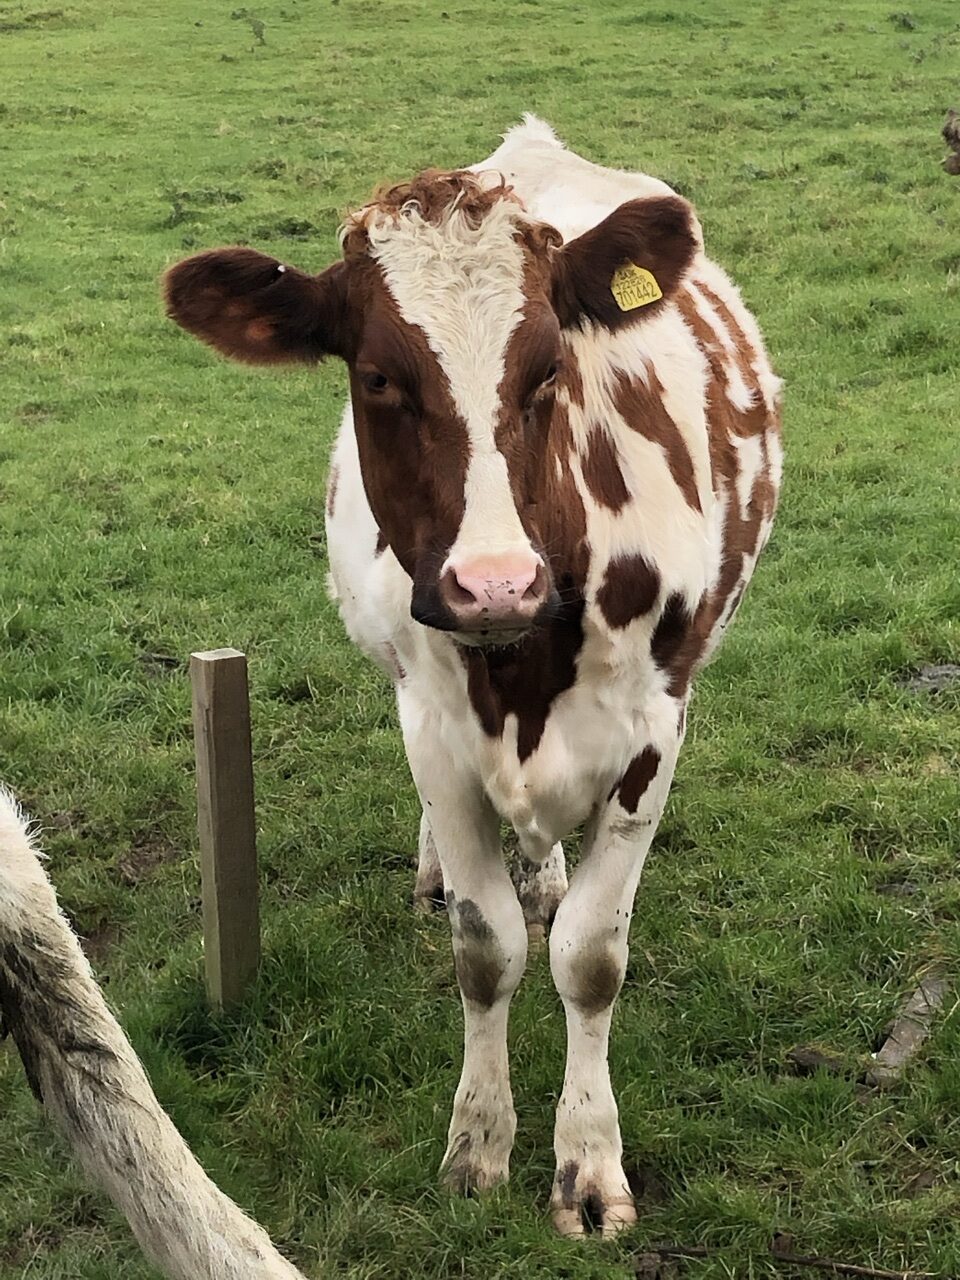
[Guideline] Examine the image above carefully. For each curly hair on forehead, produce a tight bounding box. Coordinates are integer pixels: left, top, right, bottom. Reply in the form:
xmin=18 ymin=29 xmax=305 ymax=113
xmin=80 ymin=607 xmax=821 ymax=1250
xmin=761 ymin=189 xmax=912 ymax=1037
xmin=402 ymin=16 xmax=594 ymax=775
xmin=340 ymin=168 xmax=542 ymax=256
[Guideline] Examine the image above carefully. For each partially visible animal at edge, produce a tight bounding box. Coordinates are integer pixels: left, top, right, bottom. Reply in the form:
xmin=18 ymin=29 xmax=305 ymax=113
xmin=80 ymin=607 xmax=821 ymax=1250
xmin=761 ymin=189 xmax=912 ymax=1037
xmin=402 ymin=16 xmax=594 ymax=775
xmin=0 ymin=789 xmax=306 ymax=1279
xmin=943 ymin=107 xmax=960 ymax=174
xmin=165 ymin=116 xmax=782 ymax=1237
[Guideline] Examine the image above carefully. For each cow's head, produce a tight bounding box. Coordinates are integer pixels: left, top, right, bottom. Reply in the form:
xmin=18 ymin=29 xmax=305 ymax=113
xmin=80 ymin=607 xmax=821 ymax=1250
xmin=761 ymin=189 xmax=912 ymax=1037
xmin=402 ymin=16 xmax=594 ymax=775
xmin=165 ymin=171 xmax=698 ymax=646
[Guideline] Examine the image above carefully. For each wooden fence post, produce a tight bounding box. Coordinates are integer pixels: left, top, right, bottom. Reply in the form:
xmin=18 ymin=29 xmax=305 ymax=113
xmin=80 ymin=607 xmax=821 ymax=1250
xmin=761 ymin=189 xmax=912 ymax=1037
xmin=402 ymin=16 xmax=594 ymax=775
xmin=190 ymin=648 xmax=260 ymax=1008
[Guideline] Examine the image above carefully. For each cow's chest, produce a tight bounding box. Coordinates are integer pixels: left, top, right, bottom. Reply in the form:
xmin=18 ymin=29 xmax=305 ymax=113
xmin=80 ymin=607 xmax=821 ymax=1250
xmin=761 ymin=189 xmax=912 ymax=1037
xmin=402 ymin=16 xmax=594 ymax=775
xmin=399 ymin=619 xmax=669 ymax=859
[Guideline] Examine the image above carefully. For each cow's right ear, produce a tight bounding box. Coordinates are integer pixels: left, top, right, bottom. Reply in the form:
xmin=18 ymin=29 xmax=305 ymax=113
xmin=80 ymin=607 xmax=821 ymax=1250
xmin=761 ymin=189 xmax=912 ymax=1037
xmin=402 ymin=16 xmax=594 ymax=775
xmin=163 ymin=248 xmax=349 ymax=365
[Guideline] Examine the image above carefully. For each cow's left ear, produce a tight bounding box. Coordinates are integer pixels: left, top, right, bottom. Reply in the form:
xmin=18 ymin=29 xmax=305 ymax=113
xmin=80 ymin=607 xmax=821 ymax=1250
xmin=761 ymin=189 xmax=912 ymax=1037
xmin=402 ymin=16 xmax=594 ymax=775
xmin=551 ymin=196 xmax=699 ymax=331
xmin=164 ymin=247 xmax=350 ymax=365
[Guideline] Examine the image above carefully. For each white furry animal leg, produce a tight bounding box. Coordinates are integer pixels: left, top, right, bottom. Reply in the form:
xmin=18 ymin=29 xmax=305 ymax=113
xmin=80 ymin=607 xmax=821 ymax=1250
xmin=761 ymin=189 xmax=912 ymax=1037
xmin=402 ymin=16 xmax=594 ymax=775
xmin=399 ymin=693 xmax=527 ymax=1194
xmin=436 ymin=805 xmax=527 ymax=1194
xmin=549 ymin=721 xmax=681 ymax=1238
xmin=0 ymin=789 xmax=305 ymax=1280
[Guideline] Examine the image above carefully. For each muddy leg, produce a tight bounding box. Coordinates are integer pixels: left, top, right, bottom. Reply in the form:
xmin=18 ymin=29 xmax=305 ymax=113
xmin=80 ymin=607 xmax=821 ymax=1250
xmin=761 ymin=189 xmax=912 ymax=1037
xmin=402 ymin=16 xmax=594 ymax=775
xmin=550 ymin=708 xmax=683 ymax=1237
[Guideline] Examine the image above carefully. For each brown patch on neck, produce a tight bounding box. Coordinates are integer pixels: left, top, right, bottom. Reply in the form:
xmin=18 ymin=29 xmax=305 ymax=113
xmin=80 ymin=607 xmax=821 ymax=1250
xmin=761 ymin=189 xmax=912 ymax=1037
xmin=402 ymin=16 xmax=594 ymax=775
xmin=676 ymin=286 xmax=768 ymax=437
xmin=695 ymin=280 xmax=763 ymax=399
xmin=462 ymin=601 xmax=585 ymax=763
xmin=581 ymin=427 xmax=630 ymax=512
xmin=613 ymin=366 xmax=702 ymax=514
xmin=596 ymin=555 xmax=660 ymax=629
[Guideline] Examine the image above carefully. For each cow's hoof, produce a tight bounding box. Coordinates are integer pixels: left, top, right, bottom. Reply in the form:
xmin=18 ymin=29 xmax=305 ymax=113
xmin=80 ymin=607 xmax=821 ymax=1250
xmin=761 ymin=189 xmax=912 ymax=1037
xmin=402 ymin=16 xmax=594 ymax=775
xmin=440 ymin=1128 xmax=510 ymax=1195
xmin=551 ymin=1162 xmax=636 ymax=1238
xmin=552 ymin=1195 xmax=636 ymax=1238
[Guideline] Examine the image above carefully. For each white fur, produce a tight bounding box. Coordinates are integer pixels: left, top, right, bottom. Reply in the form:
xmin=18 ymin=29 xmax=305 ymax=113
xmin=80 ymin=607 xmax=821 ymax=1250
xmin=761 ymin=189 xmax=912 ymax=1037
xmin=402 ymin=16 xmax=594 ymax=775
xmin=733 ymin=433 xmax=766 ymax=521
xmin=367 ymin=199 xmax=535 ymax=569
xmin=471 ymin=114 xmax=694 ymax=245
xmin=0 ymin=789 xmax=305 ymax=1280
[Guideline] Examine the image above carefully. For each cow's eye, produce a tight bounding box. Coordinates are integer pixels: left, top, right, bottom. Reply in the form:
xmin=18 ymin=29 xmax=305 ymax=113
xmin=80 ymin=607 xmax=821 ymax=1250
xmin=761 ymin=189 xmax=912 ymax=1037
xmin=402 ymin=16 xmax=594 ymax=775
xmin=524 ymin=364 xmax=559 ymax=410
xmin=360 ymin=370 xmax=390 ymax=394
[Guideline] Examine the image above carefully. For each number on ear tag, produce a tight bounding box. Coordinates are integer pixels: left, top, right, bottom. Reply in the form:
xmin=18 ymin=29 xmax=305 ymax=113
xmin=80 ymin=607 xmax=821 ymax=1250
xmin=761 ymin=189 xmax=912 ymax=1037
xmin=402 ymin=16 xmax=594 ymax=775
xmin=610 ymin=263 xmax=663 ymax=311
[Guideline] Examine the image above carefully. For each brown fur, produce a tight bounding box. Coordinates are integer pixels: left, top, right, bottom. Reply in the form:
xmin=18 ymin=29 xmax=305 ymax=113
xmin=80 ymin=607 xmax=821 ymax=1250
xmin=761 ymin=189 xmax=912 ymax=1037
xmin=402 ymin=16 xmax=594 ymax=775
xmin=617 ymin=746 xmax=662 ymax=814
xmin=342 ymin=169 xmax=524 ymax=252
xmin=613 ymin=366 xmax=702 ymax=514
xmin=462 ymin=606 xmax=585 ymax=764
xmin=580 ymin=426 xmax=630 ymax=512
xmin=163 ymin=174 xmax=753 ymax=751
xmin=694 ymin=281 xmax=769 ymax=435
xmin=460 ymin=394 xmax=591 ymax=763
xmin=164 ymin=249 xmax=349 ymax=365
xmin=163 ymin=158 xmax=780 ymax=1237
xmin=647 ymin=285 xmax=782 ymax=698
xmin=493 ymin=280 xmax=565 ymax=545
xmin=596 ymin=555 xmax=661 ymax=630
xmin=345 ymin=291 xmax=470 ymax=591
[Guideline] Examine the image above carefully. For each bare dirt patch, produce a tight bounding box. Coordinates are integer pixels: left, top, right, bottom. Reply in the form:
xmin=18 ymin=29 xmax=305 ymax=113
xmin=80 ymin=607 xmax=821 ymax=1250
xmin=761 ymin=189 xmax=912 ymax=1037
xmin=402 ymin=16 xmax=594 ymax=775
xmin=115 ymin=830 xmax=179 ymax=887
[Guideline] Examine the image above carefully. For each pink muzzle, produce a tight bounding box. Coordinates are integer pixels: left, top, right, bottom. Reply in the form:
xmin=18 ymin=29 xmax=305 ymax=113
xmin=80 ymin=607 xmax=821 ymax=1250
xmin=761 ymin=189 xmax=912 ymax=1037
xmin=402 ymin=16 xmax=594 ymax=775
xmin=439 ymin=553 xmax=551 ymax=633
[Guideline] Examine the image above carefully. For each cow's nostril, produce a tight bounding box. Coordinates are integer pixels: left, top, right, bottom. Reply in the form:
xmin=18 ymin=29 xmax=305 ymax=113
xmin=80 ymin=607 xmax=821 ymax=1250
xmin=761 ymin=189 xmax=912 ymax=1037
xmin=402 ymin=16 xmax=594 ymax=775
xmin=444 ymin=570 xmax=480 ymax=608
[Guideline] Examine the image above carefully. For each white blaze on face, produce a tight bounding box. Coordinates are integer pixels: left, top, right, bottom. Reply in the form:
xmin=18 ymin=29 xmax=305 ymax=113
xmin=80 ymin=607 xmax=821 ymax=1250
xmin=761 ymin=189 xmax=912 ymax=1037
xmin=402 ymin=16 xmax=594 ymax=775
xmin=365 ymin=200 xmax=537 ymax=569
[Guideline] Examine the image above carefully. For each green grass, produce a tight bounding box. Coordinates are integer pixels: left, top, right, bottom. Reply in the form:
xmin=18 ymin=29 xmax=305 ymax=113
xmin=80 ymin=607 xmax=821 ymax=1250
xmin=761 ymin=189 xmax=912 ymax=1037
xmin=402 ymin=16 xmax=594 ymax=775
xmin=1 ymin=0 xmax=959 ymax=1276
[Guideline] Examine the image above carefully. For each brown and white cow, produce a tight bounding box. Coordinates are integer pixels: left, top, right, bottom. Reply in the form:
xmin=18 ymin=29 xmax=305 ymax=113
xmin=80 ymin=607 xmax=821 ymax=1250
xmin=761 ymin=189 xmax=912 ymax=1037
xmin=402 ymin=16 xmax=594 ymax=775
xmin=165 ymin=115 xmax=782 ymax=1237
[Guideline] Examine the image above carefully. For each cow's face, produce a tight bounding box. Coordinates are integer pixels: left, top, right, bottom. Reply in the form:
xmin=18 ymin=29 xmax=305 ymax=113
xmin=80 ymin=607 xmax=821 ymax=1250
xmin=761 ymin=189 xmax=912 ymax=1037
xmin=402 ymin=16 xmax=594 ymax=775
xmin=165 ymin=172 xmax=697 ymax=645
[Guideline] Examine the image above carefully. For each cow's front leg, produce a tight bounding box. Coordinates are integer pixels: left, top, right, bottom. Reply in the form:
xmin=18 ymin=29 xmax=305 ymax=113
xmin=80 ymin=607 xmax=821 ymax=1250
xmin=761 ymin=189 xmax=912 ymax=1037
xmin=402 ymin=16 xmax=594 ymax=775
xmin=402 ymin=709 xmax=527 ymax=1192
xmin=436 ymin=795 xmax=526 ymax=1192
xmin=549 ymin=727 xmax=681 ymax=1237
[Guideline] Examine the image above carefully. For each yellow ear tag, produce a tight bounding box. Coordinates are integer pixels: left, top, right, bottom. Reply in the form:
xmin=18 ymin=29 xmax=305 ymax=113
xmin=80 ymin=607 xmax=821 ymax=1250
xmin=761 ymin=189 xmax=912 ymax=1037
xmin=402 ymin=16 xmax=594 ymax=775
xmin=610 ymin=263 xmax=663 ymax=312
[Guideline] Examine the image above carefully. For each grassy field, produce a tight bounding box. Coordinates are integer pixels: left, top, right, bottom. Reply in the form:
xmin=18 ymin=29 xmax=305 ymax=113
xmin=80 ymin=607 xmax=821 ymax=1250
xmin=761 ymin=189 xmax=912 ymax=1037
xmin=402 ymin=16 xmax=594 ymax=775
xmin=2 ymin=0 xmax=959 ymax=1276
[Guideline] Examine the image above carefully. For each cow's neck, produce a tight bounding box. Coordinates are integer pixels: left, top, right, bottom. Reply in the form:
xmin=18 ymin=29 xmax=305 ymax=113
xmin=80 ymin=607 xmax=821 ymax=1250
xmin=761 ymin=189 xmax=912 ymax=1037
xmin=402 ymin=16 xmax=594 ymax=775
xmin=535 ymin=371 xmax=591 ymax=602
